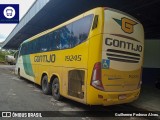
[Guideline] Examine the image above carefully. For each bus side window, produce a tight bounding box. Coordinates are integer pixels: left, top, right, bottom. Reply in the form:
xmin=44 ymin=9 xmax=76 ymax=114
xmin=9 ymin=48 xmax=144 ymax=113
xmin=47 ymin=33 xmax=54 ymax=51
xmin=71 ymin=14 xmax=93 ymax=47
xmin=47 ymin=32 xmax=61 ymax=51
xmin=28 ymin=42 xmax=32 ymax=54
xmin=60 ymin=25 xmax=72 ymax=49
xmin=36 ymin=37 xmax=43 ymax=52
xmin=41 ymin=35 xmax=48 ymax=52
xmin=54 ymin=29 xmax=61 ymax=50
xmin=32 ymin=40 xmax=37 ymax=54
xmin=92 ymin=15 xmax=98 ymax=30
xmin=21 ymin=44 xmax=26 ymax=55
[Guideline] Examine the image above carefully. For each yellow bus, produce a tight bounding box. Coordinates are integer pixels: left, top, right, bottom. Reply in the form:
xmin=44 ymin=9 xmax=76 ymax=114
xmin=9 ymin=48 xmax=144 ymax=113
xmin=15 ymin=7 xmax=144 ymax=106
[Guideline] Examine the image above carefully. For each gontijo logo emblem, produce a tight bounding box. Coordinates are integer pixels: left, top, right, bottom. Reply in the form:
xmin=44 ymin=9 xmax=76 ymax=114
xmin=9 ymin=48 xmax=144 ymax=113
xmin=113 ymin=17 xmax=137 ymax=34
xmin=0 ymin=4 xmax=19 ymax=23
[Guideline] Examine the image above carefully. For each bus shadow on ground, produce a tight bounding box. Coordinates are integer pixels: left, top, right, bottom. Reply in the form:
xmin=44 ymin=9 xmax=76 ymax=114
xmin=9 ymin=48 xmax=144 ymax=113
xmin=18 ymin=77 xmax=160 ymax=119
xmin=20 ymin=76 xmax=145 ymax=112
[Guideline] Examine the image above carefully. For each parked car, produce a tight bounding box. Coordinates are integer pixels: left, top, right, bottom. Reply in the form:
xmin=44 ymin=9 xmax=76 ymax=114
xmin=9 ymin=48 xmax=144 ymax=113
xmin=5 ymin=55 xmax=16 ymax=65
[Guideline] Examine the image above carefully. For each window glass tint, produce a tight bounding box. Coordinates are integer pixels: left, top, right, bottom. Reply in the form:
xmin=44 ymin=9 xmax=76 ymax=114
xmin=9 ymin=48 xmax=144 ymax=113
xmin=25 ymin=43 xmax=29 ymax=55
xmin=20 ymin=14 xmax=93 ymax=55
xmin=47 ymin=32 xmax=54 ymax=51
xmin=32 ymin=40 xmax=37 ymax=53
xmin=21 ymin=43 xmax=26 ymax=55
xmin=54 ymin=29 xmax=61 ymax=50
xmin=45 ymin=31 xmax=61 ymax=51
xmin=41 ymin=36 xmax=48 ymax=52
xmin=60 ymin=24 xmax=72 ymax=49
xmin=71 ymin=14 xmax=93 ymax=47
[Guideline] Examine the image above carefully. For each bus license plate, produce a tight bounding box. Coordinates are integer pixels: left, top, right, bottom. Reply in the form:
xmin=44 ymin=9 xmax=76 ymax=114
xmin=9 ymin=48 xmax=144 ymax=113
xmin=118 ymin=94 xmax=127 ymax=100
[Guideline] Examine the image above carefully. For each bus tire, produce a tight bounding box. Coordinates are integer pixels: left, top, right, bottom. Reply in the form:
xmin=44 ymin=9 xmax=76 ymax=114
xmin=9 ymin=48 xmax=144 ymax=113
xmin=42 ymin=75 xmax=51 ymax=95
xmin=52 ymin=78 xmax=62 ymax=100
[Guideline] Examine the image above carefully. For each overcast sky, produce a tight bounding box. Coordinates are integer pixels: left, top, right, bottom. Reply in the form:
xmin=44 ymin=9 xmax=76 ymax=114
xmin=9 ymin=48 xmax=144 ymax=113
xmin=0 ymin=0 xmax=36 ymax=42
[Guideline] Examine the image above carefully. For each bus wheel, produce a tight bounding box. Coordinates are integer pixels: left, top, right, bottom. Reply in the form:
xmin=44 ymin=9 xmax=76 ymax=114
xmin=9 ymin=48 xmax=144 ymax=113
xmin=42 ymin=75 xmax=51 ymax=95
xmin=52 ymin=78 xmax=62 ymax=100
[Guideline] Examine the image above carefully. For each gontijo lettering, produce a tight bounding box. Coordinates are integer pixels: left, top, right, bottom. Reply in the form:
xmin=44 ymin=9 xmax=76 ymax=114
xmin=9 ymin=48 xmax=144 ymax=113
xmin=34 ymin=54 xmax=56 ymax=63
xmin=105 ymin=38 xmax=142 ymax=52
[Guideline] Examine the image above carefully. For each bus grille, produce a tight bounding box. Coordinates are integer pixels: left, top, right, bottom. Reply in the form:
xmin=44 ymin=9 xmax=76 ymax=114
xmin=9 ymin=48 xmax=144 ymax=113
xmin=106 ymin=49 xmax=140 ymax=63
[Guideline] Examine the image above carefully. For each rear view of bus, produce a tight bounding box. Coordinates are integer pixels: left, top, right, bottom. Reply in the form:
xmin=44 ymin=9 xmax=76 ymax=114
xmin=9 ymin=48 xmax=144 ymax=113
xmin=88 ymin=8 xmax=144 ymax=105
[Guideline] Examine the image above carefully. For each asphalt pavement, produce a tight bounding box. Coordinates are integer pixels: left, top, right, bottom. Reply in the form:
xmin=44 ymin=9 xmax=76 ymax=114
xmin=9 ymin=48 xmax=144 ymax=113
xmin=0 ymin=65 xmax=158 ymax=120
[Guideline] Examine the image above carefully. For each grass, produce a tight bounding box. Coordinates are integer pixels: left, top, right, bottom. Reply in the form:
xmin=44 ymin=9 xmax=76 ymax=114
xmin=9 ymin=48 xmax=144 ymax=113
xmin=0 ymin=52 xmax=5 ymax=62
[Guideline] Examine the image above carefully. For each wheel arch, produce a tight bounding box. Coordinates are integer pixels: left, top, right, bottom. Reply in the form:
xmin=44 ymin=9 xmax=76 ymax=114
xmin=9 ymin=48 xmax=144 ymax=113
xmin=49 ymin=73 xmax=61 ymax=85
xmin=41 ymin=72 xmax=62 ymax=94
xmin=41 ymin=72 xmax=61 ymax=85
xmin=41 ymin=72 xmax=49 ymax=86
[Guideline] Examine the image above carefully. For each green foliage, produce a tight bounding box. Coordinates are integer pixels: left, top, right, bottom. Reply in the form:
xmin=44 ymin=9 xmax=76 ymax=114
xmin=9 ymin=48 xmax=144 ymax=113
xmin=0 ymin=49 xmax=16 ymax=62
xmin=0 ymin=51 xmax=5 ymax=62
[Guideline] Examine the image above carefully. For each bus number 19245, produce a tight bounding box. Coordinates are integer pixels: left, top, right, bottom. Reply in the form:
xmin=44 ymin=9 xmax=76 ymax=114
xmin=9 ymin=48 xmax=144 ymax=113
xmin=65 ymin=55 xmax=82 ymax=61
